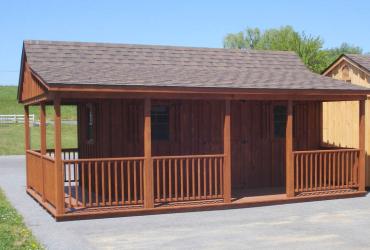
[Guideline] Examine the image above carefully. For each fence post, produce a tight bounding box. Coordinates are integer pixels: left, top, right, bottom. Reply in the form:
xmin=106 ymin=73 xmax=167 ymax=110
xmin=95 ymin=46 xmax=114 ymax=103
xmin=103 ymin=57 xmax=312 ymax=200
xmin=359 ymin=99 xmax=366 ymax=191
xmin=223 ymin=99 xmax=231 ymax=203
xmin=40 ymin=103 xmax=47 ymax=202
xmin=54 ymin=97 xmax=64 ymax=216
xmin=143 ymin=98 xmax=154 ymax=208
xmin=24 ymin=106 xmax=30 ymax=189
xmin=286 ymin=100 xmax=294 ymax=197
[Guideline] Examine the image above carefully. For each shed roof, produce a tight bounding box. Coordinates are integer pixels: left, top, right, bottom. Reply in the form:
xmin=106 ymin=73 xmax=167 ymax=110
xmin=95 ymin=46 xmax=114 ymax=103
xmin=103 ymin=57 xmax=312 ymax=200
xmin=344 ymin=54 xmax=370 ymax=73
xmin=22 ymin=40 xmax=368 ymax=91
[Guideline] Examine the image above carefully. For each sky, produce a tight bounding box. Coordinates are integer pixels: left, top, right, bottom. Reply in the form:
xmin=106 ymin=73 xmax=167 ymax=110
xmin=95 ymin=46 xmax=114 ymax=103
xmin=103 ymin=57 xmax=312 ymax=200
xmin=1 ymin=0 xmax=369 ymax=85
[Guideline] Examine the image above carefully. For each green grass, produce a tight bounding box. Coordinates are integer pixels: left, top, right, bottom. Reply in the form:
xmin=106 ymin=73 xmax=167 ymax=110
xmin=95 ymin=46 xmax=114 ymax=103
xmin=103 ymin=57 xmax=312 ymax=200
xmin=0 ymin=86 xmax=78 ymax=155
xmin=0 ymin=124 xmax=77 ymax=155
xmin=0 ymin=86 xmax=77 ymax=120
xmin=0 ymin=189 xmax=43 ymax=250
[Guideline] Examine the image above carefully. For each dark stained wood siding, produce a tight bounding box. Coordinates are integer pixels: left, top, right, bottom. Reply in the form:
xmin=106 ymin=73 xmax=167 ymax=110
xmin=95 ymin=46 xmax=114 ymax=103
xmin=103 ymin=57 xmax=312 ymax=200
xmin=78 ymin=100 xmax=321 ymax=190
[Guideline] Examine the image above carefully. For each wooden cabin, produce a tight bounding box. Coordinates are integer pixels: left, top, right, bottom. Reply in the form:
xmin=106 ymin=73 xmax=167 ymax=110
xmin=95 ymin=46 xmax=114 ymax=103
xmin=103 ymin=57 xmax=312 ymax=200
xmin=18 ymin=41 xmax=370 ymax=221
xmin=322 ymin=54 xmax=370 ymax=186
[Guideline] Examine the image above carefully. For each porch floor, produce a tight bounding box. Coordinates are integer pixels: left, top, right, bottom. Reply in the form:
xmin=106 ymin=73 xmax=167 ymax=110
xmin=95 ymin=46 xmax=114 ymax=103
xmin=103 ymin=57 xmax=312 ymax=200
xmin=27 ymin=185 xmax=364 ymax=221
xmin=53 ymin=186 xmax=364 ymax=220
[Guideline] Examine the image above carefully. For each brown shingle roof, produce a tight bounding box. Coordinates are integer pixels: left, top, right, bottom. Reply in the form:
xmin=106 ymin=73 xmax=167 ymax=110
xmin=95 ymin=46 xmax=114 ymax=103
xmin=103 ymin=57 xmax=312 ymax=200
xmin=345 ymin=54 xmax=370 ymax=73
xmin=22 ymin=40 xmax=368 ymax=91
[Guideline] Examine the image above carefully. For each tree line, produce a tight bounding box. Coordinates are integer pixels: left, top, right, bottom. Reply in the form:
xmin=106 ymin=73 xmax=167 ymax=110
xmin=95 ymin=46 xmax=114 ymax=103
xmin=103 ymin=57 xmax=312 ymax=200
xmin=223 ymin=26 xmax=365 ymax=73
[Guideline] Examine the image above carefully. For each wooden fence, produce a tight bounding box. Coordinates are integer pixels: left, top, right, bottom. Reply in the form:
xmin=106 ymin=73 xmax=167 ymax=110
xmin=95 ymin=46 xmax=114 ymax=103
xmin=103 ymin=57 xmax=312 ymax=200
xmin=0 ymin=114 xmax=35 ymax=124
xmin=62 ymin=157 xmax=145 ymax=209
xmin=152 ymin=154 xmax=224 ymax=203
xmin=26 ymin=150 xmax=56 ymax=206
xmin=293 ymin=149 xmax=360 ymax=193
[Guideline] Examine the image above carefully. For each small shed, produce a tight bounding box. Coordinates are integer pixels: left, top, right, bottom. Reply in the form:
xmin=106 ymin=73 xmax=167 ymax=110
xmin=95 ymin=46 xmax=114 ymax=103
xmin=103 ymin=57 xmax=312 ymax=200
xmin=322 ymin=54 xmax=370 ymax=186
xmin=18 ymin=41 xmax=369 ymax=220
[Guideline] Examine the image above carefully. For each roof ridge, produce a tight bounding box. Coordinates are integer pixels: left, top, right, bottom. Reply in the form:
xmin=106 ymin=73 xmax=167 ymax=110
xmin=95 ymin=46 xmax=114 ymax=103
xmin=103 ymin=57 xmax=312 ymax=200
xmin=23 ymin=40 xmax=297 ymax=55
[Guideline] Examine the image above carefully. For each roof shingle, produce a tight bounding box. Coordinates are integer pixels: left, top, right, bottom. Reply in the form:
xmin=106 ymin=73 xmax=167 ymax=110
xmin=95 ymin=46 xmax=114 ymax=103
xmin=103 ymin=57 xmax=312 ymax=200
xmin=22 ymin=40 xmax=368 ymax=91
xmin=345 ymin=54 xmax=370 ymax=73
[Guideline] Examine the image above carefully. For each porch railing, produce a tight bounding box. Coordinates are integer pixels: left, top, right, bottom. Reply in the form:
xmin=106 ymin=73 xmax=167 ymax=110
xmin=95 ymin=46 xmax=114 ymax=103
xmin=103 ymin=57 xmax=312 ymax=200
xmin=293 ymin=149 xmax=359 ymax=193
xmin=62 ymin=157 xmax=145 ymax=210
xmin=26 ymin=150 xmax=56 ymax=207
xmin=153 ymin=154 xmax=224 ymax=203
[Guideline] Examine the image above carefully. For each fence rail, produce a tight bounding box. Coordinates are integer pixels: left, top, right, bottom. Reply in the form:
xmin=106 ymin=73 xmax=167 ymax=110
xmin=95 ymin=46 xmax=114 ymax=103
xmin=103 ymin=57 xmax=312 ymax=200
xmin=0 ymin=114 xmax=34 ymax=124
xmin=293 ymin=149 xmax=359 ymax=193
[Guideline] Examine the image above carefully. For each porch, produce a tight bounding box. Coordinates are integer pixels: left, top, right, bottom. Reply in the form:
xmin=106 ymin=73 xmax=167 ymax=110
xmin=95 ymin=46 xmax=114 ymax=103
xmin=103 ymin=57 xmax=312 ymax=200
xmin=23 ymin=98 xmax=367 ymax=221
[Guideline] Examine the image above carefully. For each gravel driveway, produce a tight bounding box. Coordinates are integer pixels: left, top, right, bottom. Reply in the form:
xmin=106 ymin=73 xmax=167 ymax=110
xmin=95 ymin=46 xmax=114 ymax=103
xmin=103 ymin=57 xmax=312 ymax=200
xmin=1 ymin=155 xmax=370 ymax=250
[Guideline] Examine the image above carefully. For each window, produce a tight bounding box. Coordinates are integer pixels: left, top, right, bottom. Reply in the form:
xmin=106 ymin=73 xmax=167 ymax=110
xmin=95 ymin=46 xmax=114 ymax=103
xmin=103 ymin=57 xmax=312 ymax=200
xmin=86 ymin=104 xmax=94 ymax=142
xmin=273 ymin=105 xmax=287 ymax=138
xmin=151 ymin=105 xmax=169 ymax=140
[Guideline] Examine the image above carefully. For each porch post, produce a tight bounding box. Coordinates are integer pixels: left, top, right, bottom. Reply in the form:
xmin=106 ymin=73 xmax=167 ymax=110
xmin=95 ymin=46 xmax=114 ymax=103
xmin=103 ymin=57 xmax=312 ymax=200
xmin=24 ymin=105 xmax=30 ymax=189
xmin=223 ymin=99 xmax=231 ymax=203
xmin=54 ymin=97 xmax=64 ymax=215
xmin=40 ymin=103 xmax=47 ymax=202
xmin=143 ymin=98 xmax=154 ymax=208
xmin=286 ymin=100 xmax=294 ymax=197
xmin=359 ymin=99 xmax=366 ymax=191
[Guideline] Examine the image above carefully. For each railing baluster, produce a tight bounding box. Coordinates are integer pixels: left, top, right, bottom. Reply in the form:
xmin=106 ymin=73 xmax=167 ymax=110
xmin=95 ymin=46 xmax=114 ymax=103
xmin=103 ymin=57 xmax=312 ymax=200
xmin=140 ymin=160 xmax=143 ymax=203
xmin=175 ymin=159 xmax=178 ymax=201
xmin=324 ymin=153 xmax=327 ymax=190
xmin=300 ymin=154 xmax=303 ymax=192
xmin=192 ymin=158 xmax=195 ymax=199
xmin=88 ymin=162 xmax=92 ymax=207
xmin=121 ymin=161 xmax=124 ymax=205
xmin=214 ymin=157 xmax=218 ymax=197
xmin=333 ymin=152 xmax=336 ymax=188
xmin=163 ymin=159 xmax=166 ymax=201
xmin=95 ymin=161 xmax=98 ymax=206
xmin=203 ymin=158 xmax=206 ymax=199
xmin=114 ymin=161 xmax=118 ymax=205
xmin=127 ymin=161 xmax=131 ymax=204
xmin=346 ymin=152 xmax=349 ymax=188
xmin=68 ymin=162 xmax=72 ymax=208
xmin=169 ymin=159 xmax=172 ymax=201
xmin=180 ymin=159 xmax=184 ymax=201
xmin=209 ymin=158 xmax=212 ymax=198
xmin=82 ymin=162 xmax=86 ymax=207
xmin=198 ymin=158 xmax=201 ymax=200
xmin=102 ymin=161 xmax=105 ymax=206
xmin=186 ymin=158 xmax=189 ymax=200
xmin=133 ymin=160 xmax=137 ymax=204
xmin=108 ymin=161 xmax=112 ymax=206
xmin=156 ymin=159 xmax=160 ymax=202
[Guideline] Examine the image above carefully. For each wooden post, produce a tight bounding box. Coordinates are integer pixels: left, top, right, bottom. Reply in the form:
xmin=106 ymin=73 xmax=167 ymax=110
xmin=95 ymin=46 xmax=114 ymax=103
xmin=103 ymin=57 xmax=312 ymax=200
xmin=24 ymin=105 xmax=30 ymax=189
xmin=286 ymin=100 xmax=294 ymax=197
xmin=223 ymin=100 xmax=231 ymax=203
xmin=54 ymin=97 xmax=64 ymax=215
xmin=359 ymin=99 xmax=366 ymax=191
xmin=40 ymin=103 xmax=47 ymax=201
xmin=143 ymin=98 xmax=154 ymax=208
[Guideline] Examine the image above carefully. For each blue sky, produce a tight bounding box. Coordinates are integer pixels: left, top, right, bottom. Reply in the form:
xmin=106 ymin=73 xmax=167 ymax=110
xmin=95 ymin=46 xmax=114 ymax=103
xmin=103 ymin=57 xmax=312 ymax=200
xmin=1 ymin=0 xmax=369 ymax=85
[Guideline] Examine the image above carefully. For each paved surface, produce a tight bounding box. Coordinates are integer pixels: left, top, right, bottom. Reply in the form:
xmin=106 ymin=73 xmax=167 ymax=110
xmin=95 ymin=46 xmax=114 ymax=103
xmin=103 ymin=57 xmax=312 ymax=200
xmin=1 ymin=155 xmax=370 ymax=250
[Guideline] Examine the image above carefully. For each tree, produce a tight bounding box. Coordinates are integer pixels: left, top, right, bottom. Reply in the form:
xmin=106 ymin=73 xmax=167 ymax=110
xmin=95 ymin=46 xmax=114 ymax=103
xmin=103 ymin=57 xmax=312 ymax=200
xmin=223 ymin=26 xmax=363 ymax=73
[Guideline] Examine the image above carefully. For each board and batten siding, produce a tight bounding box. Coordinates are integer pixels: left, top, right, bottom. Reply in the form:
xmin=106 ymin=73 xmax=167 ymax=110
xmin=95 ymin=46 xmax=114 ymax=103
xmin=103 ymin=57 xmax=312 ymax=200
xmin=323 ymin=59 xmax=370 ymax=186
xmin=77 ymin=99 xmax=321 ymax=191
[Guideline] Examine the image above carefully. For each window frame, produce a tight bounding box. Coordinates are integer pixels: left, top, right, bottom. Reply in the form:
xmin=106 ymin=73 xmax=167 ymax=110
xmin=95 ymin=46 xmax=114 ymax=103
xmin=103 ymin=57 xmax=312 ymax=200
xmin=86 ymin=103 xmax=95 ymax=144
xmin=151 ymin=104 xmax=170 ymax=141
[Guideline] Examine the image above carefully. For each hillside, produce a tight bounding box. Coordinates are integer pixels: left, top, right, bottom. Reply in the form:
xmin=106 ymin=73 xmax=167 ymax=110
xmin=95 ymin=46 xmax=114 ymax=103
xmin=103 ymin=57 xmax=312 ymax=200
xmin=0 ymin=86 xmax=76 ymax=120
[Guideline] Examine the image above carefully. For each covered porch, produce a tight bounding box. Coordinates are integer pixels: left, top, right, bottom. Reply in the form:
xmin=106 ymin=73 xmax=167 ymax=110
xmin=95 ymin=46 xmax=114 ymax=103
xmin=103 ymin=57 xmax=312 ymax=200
xmin=24 ymin=95 xmax=367 ymax=221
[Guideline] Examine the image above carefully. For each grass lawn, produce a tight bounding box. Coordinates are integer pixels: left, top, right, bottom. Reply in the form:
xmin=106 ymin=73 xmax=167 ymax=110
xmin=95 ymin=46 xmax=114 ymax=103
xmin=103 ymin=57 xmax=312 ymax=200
xmin=0 ymin=124 xmax=77 ymax=155
xmin=0 ymin=86 xmax=77 ymax=120
xmin=0 ymin=189 xmax=43 ymax=250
